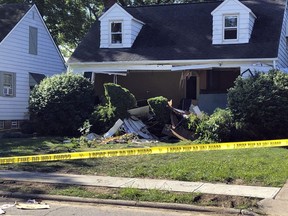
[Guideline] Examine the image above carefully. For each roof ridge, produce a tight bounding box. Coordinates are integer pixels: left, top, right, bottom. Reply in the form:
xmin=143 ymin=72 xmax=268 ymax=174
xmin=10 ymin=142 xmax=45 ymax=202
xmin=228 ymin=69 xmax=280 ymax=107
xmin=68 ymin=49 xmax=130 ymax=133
xmin=124 ymin=0 xmax=223 ymax=9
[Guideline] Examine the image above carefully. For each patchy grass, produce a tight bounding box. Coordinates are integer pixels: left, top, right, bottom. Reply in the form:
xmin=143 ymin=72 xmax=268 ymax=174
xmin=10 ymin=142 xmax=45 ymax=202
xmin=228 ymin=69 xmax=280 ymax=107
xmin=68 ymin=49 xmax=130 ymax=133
xmin=0 ymin=180 xmax=260 ymax=209
xmin=1 ymin=137 xmax=288 ymax=187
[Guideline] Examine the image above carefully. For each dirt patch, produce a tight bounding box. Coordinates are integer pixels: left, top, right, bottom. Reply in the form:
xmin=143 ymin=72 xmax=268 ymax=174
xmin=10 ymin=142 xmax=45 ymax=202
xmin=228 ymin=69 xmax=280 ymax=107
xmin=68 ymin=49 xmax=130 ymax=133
xmin=0 ymin=180 xmax=260 ymax=210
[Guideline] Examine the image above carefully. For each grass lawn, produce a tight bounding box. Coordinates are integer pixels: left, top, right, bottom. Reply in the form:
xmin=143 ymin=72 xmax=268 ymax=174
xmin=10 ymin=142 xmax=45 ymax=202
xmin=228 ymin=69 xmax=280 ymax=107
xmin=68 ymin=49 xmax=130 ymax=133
xmin=1 ymin=137 xmax=288 ymax=187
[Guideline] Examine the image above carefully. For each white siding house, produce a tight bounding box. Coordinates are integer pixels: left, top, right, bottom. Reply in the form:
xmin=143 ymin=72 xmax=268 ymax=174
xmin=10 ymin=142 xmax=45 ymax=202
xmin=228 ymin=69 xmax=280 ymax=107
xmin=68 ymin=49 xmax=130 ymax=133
xmin=0 ymin=4 xmax=66 ymax=129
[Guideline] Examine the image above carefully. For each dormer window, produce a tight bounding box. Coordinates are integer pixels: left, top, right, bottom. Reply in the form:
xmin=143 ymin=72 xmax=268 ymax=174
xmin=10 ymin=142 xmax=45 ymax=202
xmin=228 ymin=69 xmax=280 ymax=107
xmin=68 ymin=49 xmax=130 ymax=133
xmin=111 ymin=21 xmax=122 ymax=44
xmin=224 ymin=15 xmax=238 ymax=40
xmin=211 ymin=0 xmax=256 ymax=45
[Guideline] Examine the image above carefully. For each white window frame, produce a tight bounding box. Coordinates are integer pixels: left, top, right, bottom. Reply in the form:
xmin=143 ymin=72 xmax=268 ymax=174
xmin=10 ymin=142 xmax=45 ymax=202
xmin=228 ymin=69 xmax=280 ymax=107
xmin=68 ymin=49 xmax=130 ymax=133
xmin=11 ymin=120 xmax=19 ymax=129
xmin=109 ymin=20 xmax=123 ymax=47
xmin=2 ymin=72 xmax=15 ymax=97
xmin=223 ymin=15 xmax=239 ymax=42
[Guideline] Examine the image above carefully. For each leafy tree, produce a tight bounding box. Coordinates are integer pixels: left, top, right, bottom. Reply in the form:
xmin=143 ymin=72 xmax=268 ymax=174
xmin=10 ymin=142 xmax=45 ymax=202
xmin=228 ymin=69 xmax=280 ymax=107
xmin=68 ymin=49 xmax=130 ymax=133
xmin=29 ymin=72 xmax=94 ymax=136
xmin=228 ymin=70 xmax=288 ymax=140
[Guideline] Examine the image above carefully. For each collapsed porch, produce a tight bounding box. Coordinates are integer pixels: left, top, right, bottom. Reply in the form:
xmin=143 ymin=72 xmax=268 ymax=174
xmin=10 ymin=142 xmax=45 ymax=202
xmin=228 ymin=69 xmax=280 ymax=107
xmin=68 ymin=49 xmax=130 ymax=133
xmin=89 ymin=67 xmax=240 ymax=114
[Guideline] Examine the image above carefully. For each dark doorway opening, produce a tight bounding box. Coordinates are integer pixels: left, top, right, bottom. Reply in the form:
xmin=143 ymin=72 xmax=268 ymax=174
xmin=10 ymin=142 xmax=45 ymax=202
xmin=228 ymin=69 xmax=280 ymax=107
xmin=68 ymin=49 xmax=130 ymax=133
xmin=186 ymin=76 xmax=197 ymax=99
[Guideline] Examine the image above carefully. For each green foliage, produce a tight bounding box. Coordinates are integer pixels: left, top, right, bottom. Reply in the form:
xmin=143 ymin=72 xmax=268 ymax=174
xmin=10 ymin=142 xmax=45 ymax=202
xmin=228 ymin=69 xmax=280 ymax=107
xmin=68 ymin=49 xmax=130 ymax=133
xmin=89 ymin=105 xmax=116 ymax=134
xmin=147 ymin=96 xmax=170 ymax=125
xmin=89 ymin=83 xmax=137 ymax=134
xmin=104 ymin=83 xmax=137 ymax=119
xmin=228 ymin=70 xmax=288 ymax=139
xmin=196 ymin=109 xmax=235 ymax=142
xmin=29 ymin=73 xmax=94 ymax=136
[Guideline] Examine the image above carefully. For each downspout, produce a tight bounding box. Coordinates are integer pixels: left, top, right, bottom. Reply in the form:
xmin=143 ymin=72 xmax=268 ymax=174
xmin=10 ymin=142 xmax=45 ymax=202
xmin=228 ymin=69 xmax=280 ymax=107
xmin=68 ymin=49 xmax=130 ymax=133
xmin=273 ymin=60 xmax=277 ymax=69
xmin=113 ymin=75 xmax=118 ymax=84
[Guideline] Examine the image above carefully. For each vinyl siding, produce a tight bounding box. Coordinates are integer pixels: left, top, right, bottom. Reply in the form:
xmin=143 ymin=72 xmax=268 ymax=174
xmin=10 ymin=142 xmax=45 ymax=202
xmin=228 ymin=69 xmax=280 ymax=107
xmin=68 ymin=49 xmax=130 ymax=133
xmin=212 ymin=0 xmax=255 ymax=44
xmin=277 ymin=6 xmax=288 ymax=69
xmin=100 ymin=4 xmax=143 ymax=48
xmin=0 ymin=6 xmax=66 ymax=121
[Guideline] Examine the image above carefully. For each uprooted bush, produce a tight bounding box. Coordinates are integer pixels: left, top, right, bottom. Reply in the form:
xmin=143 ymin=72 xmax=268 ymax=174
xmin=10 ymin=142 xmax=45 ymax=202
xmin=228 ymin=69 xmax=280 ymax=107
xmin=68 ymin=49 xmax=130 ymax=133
xmin=147 ymin=96 xmax=170 ymax=126
xmin=104 ymin=83 xmax=137 ymax=118
xmin=228 ymin=70 xmax=288 ymax=140
xmin=89 ymin=83 xmax=136 ymax=134
xmin=196 ymin=108 xmax=235 ymax=142
xmin=29 ymin=73 xmax=94 ymax=136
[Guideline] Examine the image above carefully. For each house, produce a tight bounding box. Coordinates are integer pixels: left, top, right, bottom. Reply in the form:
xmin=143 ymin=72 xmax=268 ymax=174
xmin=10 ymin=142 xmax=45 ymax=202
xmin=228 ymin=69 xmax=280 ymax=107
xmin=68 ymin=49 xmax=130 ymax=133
xmin=68 ymin=0 xmax=288 ymax=114
xmin=0 ymin=4 xmax=66 ymax=130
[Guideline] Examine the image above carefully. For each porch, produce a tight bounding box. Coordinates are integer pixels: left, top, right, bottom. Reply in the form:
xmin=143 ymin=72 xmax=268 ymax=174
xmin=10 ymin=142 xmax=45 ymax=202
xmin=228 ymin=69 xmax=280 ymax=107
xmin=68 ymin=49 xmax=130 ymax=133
xmin=91 ymin=67 xmax=240 ymax=114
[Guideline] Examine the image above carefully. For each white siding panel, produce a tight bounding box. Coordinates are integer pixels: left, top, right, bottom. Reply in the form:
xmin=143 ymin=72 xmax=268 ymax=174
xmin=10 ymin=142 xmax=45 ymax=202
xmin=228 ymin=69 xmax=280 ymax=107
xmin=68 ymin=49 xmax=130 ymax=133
xmin=100 ymin=4 xmax=143 ymax=48
xmin=212 ymin=0 xmax=255 ymax=45
xmin=0 ymin=6 xmax=65 ymax=121
xmin=277 ymin=7 xmax=288 ymax=69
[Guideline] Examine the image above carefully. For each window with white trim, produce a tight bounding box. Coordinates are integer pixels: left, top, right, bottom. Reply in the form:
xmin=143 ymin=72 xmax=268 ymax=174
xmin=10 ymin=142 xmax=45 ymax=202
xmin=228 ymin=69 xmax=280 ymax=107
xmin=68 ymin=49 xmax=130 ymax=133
xmin=0 ymin=72 xmax=16 ymax=97
xmin=224 ymin=15 xmax=238 ymax=40
xmin=110 ymin=21 xmax=122 ymax=44
xmin=11 ymin=120 xmax=19 ymax=129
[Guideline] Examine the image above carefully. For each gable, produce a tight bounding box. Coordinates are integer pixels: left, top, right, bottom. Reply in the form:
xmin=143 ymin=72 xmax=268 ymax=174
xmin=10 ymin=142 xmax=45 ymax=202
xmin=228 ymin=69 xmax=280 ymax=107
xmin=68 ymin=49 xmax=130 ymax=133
xmin=99 ymin=3 xmax=144 ymax=48
xmin=211 ymin=0 xmax=256 ymax=44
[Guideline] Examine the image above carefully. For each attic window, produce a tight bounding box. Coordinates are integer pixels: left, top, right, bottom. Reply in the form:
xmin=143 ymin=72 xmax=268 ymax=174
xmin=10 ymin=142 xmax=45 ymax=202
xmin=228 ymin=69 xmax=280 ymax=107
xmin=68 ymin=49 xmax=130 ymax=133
xmin=224 ymin=15 xmax=238 ymax=40
xmin=111 ymin=21 xmax=122 ymax=44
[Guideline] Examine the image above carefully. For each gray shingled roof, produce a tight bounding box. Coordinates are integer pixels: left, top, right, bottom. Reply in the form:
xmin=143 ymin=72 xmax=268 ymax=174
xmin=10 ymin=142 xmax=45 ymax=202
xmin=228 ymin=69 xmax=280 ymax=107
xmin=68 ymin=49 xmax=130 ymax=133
xmin=0 ymin=4 xmax=31 ymax=43
xmin=69 ymin=0 xmax=286 ymax=63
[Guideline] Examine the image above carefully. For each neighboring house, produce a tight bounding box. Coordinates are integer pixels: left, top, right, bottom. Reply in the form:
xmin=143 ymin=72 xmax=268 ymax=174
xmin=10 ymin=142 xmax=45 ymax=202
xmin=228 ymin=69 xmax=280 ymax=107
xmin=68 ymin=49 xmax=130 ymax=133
xmin=68 ymin=0 xmax=288 ymax=113
xmin=0 ymin=4 xmax=66 ymax=130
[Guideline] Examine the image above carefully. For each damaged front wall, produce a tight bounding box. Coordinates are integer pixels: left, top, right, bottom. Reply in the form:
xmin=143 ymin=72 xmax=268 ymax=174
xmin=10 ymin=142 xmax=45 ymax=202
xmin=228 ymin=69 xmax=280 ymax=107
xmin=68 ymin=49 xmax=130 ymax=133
xmin=94 ymin=70 xmax=185 ymax=106
xmin=93 ymin=68 xmax=240 ymax=113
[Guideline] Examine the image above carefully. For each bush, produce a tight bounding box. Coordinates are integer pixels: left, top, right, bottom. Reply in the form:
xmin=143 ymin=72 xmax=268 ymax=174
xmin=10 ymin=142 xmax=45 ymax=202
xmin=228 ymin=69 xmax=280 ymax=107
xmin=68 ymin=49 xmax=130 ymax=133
xmin=89 ymin=105 xmax=116 ymax=134
xmin=228 ymin=70 xmax=288 ymax=139
xmin=147 ymin=96 xmax=170 ymax=125
xmin=89 ymin=83 xmax=137 ymax=134
xmin=104 ymin=83 xmax=137 ymax=119
xmin=29 ymin=73 xmax=94 ymax=136
xmin=196 ymin=108 xmax=235 ymax=142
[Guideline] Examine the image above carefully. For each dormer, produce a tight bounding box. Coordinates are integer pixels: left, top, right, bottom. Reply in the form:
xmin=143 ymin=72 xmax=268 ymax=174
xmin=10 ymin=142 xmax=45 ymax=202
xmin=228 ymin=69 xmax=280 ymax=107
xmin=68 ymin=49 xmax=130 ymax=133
xmin=99 ymin=3 xmax=144 ymax=48
xmin=211 ymin=0 xmax=256 ymax=45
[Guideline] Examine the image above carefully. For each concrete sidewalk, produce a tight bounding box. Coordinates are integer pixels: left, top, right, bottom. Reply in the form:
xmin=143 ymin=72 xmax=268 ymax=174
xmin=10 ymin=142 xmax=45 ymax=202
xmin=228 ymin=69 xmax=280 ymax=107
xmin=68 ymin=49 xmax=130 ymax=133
xmin=258 ymin=180 xmax=288 ymax=216
xmin=0 ymin=170 xmax=281 ymax=199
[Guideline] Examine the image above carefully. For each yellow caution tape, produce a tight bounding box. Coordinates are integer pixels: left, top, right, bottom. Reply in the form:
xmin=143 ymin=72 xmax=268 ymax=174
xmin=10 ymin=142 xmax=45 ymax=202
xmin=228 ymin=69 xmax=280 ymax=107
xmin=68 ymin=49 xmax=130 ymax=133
xmin=0 ymin=139 xmax=287 ymax=165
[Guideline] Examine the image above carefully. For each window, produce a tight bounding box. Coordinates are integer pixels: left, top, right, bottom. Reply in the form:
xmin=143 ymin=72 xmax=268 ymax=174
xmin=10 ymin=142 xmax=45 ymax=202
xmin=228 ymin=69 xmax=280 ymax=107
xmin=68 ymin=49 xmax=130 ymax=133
xmin=0 ymin=72 xmax=16 ymax=97
xmin=29 ymin=26 xmax=38 ymax=55
xmin=11 ymin=120 xmax=19 ymax=129
xmin=110 ymin=22 xmax=122 ymax=44
xmin=224 ymin=15 xmax=238 ymax=40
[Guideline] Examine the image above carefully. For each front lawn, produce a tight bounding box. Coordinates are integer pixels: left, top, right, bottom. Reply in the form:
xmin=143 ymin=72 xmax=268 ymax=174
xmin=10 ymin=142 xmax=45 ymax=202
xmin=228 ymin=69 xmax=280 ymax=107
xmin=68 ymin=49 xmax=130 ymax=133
xmin=1 ymin=137 xmax=288 ymax=187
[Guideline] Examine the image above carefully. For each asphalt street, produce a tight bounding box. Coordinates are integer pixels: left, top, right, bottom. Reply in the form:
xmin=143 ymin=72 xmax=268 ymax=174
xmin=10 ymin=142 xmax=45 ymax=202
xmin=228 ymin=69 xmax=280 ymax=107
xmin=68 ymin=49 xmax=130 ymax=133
xmin=0 ymin=197 xmax=233 ymax=216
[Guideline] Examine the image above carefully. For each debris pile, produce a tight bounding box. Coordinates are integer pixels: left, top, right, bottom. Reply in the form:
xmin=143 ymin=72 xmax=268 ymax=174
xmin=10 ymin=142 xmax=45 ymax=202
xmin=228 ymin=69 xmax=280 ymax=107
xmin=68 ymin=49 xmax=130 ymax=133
xmin=82 ymin=99 xmax=203 ymax=144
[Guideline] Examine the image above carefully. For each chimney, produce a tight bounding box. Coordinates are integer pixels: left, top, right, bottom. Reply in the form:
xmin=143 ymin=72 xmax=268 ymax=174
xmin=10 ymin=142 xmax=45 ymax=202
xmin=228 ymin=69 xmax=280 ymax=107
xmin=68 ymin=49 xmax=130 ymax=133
xmin=104 ymin=0 xmax=117 ymax=11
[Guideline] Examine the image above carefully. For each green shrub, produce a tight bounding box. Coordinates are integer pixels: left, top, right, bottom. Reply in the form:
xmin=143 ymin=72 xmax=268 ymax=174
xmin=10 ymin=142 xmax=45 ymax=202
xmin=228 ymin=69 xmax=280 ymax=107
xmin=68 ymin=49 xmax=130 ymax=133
xmin=89 ymin=83 xmax=136 ymax=134
xmin=29 ymin=73 xmax=94 ymax=136
xmin=104 ymin=83 xmax=137 ymax=119
xmin=196 ymin=108 xmax=235 ymax=142
xmin=147 ymin=96 xmax=170 ymax=125
xmin=89 ymin=105 xmax=116 ymax=134
xmin=228 ymin=70 xmax=288 ymax=139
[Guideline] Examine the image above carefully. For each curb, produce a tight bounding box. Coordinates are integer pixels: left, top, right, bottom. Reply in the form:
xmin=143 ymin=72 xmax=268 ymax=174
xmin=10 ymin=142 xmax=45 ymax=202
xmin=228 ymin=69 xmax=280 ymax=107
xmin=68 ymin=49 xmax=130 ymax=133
xmin=0 ymin=190 xmax=259 ymax=215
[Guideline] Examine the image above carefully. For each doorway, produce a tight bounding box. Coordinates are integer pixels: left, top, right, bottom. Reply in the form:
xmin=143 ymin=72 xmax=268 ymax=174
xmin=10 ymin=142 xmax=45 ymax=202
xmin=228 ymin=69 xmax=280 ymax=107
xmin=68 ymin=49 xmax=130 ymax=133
xmin=186 ymin=76 xmax=197 ymax=99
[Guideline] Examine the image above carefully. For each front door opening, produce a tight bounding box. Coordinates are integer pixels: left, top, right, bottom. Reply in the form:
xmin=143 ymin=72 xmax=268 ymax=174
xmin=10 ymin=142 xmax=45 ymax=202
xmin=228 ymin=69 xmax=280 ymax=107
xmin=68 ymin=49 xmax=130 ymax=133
xmin=186 ymin=76 xmax=197 ymax=100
